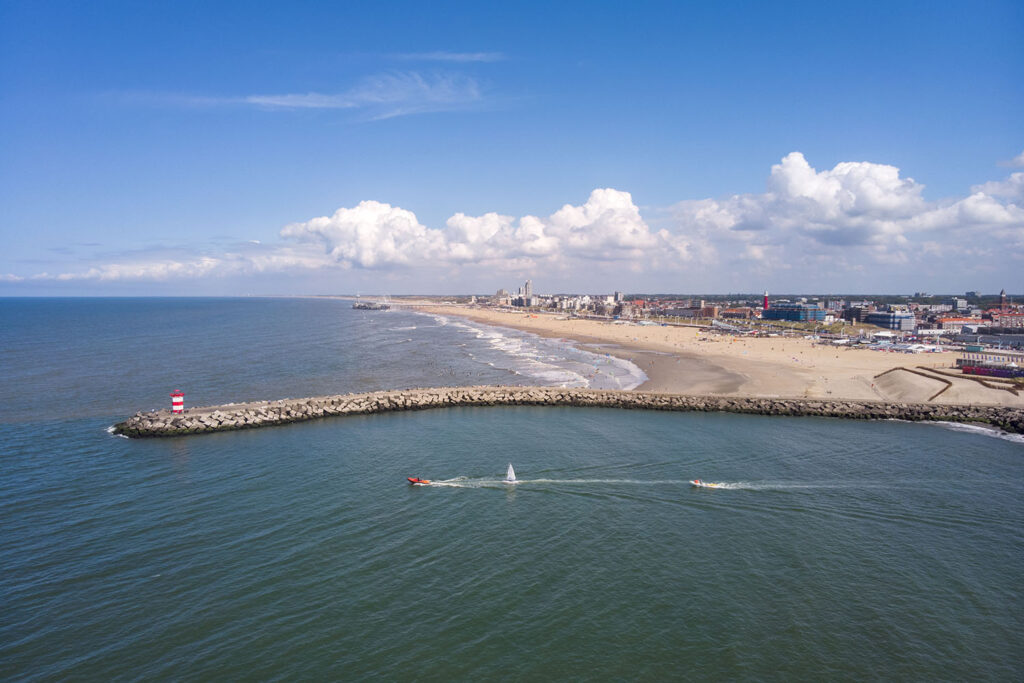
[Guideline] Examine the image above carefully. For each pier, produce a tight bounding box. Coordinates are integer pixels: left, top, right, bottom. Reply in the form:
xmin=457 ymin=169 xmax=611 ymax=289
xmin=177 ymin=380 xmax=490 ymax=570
xmin=112 ymin=386 xmax=1024 ymax=437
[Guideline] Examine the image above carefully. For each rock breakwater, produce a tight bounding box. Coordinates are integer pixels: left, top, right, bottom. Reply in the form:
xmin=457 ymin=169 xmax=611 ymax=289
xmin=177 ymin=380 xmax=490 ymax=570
xmin=112 ymin=386 xmax=1024 ymax=437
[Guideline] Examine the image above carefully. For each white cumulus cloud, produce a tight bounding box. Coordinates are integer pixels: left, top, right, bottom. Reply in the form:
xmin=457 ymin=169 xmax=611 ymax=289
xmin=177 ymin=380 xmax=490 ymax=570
xmin=281 ymin=188 xmax=684 ymax=271
xmin=12 ymin=153 xmax=1023 ymax=289
xmin=281 ymin=201 xmax=446 ymax=268
xmin=971 ymin=173 xmax=1024 ymax=201
xmin=668 ymin=152 xmax=1024 ymax=277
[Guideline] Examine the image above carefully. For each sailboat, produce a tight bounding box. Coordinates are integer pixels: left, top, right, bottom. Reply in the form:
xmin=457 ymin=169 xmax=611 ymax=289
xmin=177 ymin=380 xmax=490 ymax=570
xmin=505 ymin=463 xmax=517 ymax=484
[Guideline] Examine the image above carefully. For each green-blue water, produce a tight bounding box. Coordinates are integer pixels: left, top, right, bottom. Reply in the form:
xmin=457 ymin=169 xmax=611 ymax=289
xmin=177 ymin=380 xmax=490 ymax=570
xmin=2 ymin=299 xmax=1022 ymax=680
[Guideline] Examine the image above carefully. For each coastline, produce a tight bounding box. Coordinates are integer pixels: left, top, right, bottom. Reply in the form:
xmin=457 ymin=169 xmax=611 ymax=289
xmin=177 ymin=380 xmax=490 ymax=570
xmin=412 ymin=305 xmax=1024 ymax=406
xmin=576 ymin=341 xmax=744 ymax=394
xmin=412 ymin=304 xmax=743 ymax=394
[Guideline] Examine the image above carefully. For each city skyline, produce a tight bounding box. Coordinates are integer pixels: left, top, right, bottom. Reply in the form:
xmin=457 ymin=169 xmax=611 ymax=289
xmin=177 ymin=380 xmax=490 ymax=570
xmin=2 ymin=1 xmax=1021 ymax=296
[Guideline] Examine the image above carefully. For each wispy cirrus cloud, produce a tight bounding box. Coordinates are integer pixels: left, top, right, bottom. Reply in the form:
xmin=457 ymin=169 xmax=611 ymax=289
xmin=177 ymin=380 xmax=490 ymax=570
xmin=11 ymin=243 xmax=336 ymax=283
xmin=389 ymin=51 xmax=505 ymax=63
xmin=245 ymin=72 xmax=483 ymax=119
xmin=120 ymin=71 xmax=484 ymax=120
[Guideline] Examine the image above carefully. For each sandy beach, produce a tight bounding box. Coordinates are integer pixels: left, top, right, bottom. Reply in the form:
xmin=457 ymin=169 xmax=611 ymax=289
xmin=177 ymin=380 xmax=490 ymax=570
xmin=414 ymin=305 xmax=1024 ymax=407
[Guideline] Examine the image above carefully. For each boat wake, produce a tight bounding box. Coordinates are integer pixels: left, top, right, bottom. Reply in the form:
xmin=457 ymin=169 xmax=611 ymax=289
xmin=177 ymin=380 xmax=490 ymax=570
xmin=418 ymin=477 xmax=694 ymax=488
xmin=692 ymin=481 xmax=891 ymax=491
xmin=417 ymin=478 xmax=880 ymax=491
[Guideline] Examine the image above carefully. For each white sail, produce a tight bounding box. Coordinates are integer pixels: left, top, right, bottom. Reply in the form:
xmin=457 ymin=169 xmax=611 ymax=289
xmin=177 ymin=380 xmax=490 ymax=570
xmin=505 ymin=463 xmax=516 ymax=482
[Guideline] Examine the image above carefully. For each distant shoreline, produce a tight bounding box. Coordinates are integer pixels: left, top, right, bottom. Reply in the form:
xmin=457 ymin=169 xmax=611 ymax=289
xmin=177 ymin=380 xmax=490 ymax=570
xmin=413 ymin=304 xmax=1024 ymax=407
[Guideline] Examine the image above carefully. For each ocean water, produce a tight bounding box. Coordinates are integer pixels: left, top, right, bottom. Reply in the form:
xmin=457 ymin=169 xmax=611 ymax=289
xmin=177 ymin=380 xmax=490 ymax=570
xmin=0 ymin=298 xmax=641 ymax=425
xmin=1 ymin=298 xmax=1022 ymax=680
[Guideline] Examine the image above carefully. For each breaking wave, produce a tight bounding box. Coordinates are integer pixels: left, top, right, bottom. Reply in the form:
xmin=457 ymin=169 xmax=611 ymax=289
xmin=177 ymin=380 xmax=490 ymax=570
xmin=928 ymin=421 xmax=1024 ymax=444
xmin=417 ymin=312 xmax=647 ymax=390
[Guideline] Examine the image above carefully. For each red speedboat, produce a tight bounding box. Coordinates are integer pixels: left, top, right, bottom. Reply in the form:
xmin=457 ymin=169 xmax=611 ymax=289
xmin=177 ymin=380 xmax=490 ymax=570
xmin=407 ymin=477 xmax=431 ymax=485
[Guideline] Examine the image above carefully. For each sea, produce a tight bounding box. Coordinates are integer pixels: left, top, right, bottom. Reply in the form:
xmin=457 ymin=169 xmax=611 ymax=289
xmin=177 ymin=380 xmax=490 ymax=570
xmin=1 ymin=297 xmax=1022 ymax=680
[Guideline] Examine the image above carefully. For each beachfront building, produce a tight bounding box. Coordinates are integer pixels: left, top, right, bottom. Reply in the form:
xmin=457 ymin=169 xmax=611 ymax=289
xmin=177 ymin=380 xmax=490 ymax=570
xmin=762 ymin=303 xmax=827 ymax=322
xmin=956 ymin=349 xmax=1024 ymax=378
xmin=509 ymin=279 xmax=539 ymax=307
xmin=989 ymin=312 xmax=1024 ymax=328
xmin=617 ymin=303 xmax=638 ymax=319
xmin=665 ymin=304 xmax=720 ymax=319
xmin=721 ymin=307 xmax=757 ymax=319
xmin=937 ymin=316 xmax=982 ymax=331
xmin=866 ymin=309 xmax=916 ymax=331
xmin=842 ymin=306 xmax=869 ymax=323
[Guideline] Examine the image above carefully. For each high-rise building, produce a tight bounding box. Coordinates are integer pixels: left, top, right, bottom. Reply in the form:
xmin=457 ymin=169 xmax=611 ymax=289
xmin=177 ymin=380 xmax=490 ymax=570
xmin=524 ymin=279 xmax=532 ymax=299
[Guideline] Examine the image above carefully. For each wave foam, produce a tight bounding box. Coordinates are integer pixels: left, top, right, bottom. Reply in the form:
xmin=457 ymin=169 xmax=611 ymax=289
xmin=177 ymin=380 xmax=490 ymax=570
xmin=929 ymin=421 xmax=1024 ymax=444
xmin=415 ymin=311 xmax=647 ymax=391
xmin=105 ymin=425 xmax=129 ymax=439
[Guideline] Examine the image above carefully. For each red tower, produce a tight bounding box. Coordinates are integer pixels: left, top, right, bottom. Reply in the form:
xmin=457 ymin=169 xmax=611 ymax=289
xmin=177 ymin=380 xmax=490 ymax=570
xmin=170 ymin=390 xmax=184 ymax=414
xmin=763 ymin=290 xmax=769 ymax=310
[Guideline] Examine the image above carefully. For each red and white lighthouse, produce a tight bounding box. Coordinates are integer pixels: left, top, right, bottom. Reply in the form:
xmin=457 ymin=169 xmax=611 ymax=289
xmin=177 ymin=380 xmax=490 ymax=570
xmin=170 ymin=390 xmax=185 ymax=414
xmin=763 ymin=290 xmax=769 ymax=310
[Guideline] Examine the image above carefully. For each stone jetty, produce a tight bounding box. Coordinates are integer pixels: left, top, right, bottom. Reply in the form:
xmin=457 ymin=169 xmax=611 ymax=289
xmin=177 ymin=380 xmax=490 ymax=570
xmin=112 ymin=386 xmax=1024 ymax=437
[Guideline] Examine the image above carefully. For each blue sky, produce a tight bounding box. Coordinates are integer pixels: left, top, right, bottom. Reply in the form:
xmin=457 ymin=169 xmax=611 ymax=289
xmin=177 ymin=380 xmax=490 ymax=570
xmin=1 ymin=0 xmax=1021 ymax=295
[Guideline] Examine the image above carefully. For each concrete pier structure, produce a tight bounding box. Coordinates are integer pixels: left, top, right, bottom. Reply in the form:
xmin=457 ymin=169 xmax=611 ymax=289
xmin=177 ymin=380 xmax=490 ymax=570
xmin=112 ymin=386 xmax=1024 ymax=438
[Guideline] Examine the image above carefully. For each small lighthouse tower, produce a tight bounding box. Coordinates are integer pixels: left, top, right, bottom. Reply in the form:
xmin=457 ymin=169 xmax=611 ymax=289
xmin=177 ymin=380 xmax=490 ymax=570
xmin=170 ymin=390 xmax=185 ymax=414
xmin=763 ymin=290 xmax=769 ymax=310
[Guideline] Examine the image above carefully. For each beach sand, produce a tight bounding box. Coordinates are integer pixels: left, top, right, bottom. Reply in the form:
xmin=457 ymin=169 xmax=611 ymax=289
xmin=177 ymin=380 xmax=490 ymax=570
xmin=414 ymin=305 xmax=1024 ymax=407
